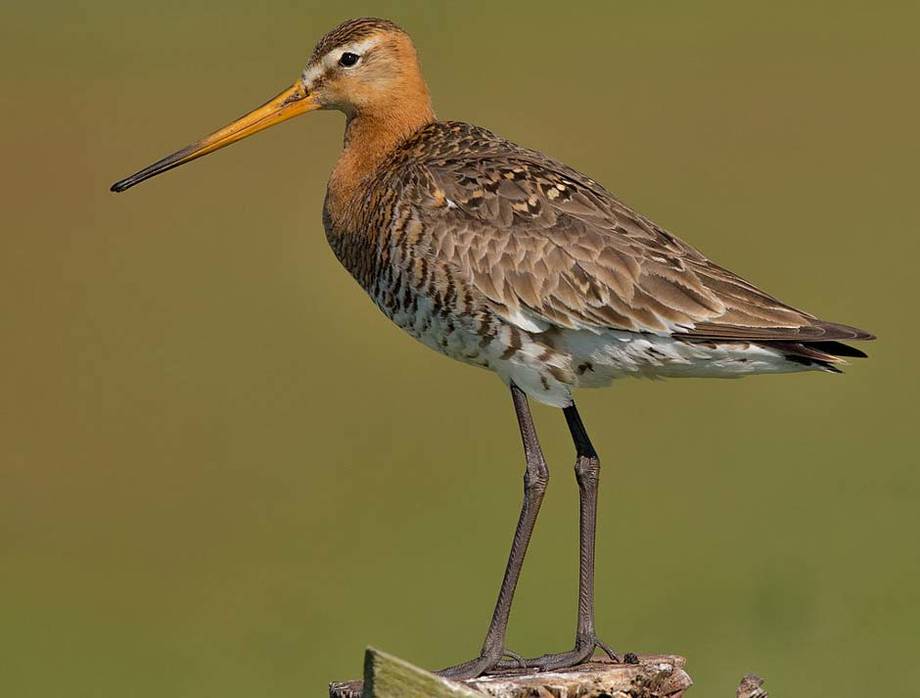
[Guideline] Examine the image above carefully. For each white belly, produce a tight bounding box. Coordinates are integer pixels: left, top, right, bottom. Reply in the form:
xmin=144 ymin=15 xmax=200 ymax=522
xmin=499 ymin=328 xmax=814 ymax=407
xmin=559 ymin=329 xmax=811 ymax=384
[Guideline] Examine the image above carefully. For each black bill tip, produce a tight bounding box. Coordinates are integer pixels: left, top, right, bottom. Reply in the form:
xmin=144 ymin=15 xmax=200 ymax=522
xmin=110 ymin=167 xmax=157 ymax=192
xmin=109 ymin=143 xmax=198 ymax=193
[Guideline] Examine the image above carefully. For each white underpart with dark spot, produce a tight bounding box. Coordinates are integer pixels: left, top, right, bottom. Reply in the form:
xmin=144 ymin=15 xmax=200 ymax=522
xmin=501 ymin=329 xmax=816 ymax=407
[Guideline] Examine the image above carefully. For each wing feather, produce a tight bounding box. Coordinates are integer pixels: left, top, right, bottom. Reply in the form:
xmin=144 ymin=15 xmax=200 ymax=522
xmin=402 ymin=122 xmax=873 ymax=343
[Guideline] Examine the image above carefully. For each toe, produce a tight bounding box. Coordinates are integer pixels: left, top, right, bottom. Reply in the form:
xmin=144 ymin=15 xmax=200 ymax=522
xmin=437 ymin=648 xmax=508 ymax=680
xmin=595 ymin=639 xmax=621 ymax=663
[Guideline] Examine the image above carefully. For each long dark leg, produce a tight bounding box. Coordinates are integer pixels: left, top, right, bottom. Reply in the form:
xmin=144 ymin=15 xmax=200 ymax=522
xmin=564 ymin=402 xmax=619 ymax=662
xmin=439 ymin=382 xmax=549 ymax=680
xmin=497 ymin=399 xmax=619 ymax=672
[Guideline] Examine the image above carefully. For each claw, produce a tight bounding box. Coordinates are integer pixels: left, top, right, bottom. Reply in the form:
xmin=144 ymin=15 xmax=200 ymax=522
xmin=501 ymin=649 xmax=526 ymax=669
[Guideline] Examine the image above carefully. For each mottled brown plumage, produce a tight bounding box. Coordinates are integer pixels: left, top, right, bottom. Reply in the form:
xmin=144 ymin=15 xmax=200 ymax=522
xmin=110 ymin=16 xmax=874 ymax=682
xmin=331 ymin=119 xmax=872 ymax=342
xmin=310 ymin=29 xmax=872 ymax=405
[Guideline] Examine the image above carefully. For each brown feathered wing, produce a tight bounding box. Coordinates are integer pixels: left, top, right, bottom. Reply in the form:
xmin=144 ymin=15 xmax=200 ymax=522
xmin=410 ymin=124 xmax=872 ymax=357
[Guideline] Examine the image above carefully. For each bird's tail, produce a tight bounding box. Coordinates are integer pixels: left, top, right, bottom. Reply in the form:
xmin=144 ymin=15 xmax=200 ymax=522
xmin=761 ymin=339 xmax=869 ymax=373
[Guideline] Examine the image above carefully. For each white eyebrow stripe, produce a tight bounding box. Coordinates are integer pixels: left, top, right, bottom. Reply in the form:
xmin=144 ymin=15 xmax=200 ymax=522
xmin=301 ymin=36 xmax=382 ymax=84
xmin=336 ymin=37 xmax=380 ymax=58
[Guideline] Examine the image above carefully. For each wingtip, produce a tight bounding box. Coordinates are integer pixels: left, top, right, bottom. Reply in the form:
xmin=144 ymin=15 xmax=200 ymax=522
xmin=821 ymin=321 xmax=875 ymax=342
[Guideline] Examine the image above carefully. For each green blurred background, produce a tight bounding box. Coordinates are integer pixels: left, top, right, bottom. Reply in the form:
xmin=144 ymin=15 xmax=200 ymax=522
xmin=2 ymin=1 xmax=917 ymax=696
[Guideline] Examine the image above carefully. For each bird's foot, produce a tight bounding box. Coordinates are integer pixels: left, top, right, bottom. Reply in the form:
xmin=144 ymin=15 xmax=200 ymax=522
xmin=437 ymin=648 xmax=526 ymax=680
xmin=494 ymin=634 xmax=621 ymax=672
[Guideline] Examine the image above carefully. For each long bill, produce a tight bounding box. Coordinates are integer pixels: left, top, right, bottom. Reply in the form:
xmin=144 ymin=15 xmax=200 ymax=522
xmin=110 ymin=82 xmax=318 ymax=193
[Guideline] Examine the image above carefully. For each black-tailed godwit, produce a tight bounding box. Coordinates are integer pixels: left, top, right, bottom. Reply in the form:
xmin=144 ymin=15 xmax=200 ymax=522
xmin=111 ymin=17 xmax=873 ymax=680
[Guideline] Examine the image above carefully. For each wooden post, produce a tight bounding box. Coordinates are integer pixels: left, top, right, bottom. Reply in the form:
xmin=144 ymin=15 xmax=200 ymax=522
xmin=330 ymin=649 xmax=768 ymax=697
xmin=329 ymin=649 xmax=698 ymax=698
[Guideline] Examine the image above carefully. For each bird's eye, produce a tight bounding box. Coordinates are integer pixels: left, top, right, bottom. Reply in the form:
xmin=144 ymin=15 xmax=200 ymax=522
xmin=338 ymin=52 xmax=360 ymax=68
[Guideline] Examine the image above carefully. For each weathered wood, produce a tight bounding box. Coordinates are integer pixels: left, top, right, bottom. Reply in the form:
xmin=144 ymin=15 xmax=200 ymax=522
xmin=329 ymin=650 xmax=694 ymax=698
xmin=466 ymin=655 xmax=692 ymax=697
xmin=337 ymin=647 xmax=481 ymax=698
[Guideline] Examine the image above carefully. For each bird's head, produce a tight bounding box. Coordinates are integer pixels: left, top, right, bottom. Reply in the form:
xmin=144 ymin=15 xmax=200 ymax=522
xmin=301 ymin=18 xmax=430 ymax=118
xmin=111 ymin=18 xmax=432 ymax=193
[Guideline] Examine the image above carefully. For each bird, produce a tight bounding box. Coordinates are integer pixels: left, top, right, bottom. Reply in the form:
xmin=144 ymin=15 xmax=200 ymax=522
xmin=111 ymin=17 xmax=873 ymax=680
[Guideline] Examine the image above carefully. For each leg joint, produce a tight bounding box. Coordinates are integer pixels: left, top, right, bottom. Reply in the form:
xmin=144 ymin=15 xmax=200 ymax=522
xmin=524 ymin=459 xmax=549 ymax=494
xmin=574 ymin=453 xmax=599 ymax=487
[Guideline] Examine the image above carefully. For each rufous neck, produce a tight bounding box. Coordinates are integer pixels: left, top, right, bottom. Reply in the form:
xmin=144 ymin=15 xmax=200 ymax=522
xmin=329 ymin=88 xmax=435 ymax=209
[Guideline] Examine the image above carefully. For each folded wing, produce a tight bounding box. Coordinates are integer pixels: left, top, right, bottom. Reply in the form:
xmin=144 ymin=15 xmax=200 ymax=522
xmin=412 ymin=124 xmax=872 ymax=346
